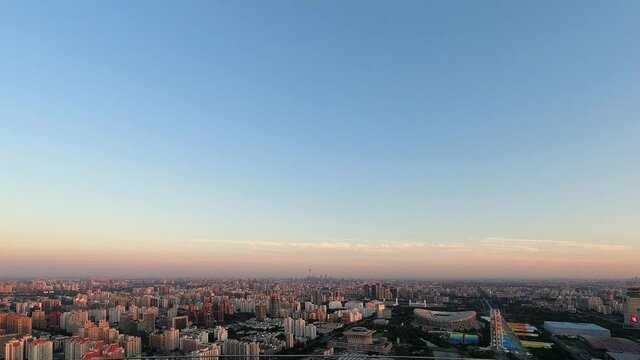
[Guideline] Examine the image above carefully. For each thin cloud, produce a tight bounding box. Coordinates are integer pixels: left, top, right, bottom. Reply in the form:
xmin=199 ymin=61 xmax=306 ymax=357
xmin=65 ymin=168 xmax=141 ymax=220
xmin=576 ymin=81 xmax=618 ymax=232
xmin=183 ymin=238 xmax=468 ymax=253
xmin=481 ymin=237 xmax=576 ymax=247
xmin=184 ymin=238 xmax=234 ymax=244
xmin=581 ymin=243 xmax=632 ymax=250
xmin=480 ymin=237 xmax=632 ymax=251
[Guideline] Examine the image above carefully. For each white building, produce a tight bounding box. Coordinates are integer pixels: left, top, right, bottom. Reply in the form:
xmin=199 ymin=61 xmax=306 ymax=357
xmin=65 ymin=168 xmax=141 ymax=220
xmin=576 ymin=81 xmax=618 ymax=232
xmin=293 ymin=319 xmax=306 ymax=338
xmin=344 ymin=301 xmax=363 ymax=309
xmin=60 ymin=311 xmax=89 ymax=334
xmin=283 ymin=317 xmax=294 ymax=335
xmin=304 ymin=324 xmax=317 ymax=340
xmin=108 ymin=308 xmax=121 ymax=323
xmin=328 ymin=301 xmax=343 ymax=310
xmin=221 ymin=340 xmax=259 ymax=360
xmin=88 ymin=309 xmax=107 ymax=322
xmin=28 ymin=339 xmax=53 ymax=360
xmin=190 ymin=344 xmax=221 ymax=360
xmin=213 ymin=326 xmax=228 ymax=341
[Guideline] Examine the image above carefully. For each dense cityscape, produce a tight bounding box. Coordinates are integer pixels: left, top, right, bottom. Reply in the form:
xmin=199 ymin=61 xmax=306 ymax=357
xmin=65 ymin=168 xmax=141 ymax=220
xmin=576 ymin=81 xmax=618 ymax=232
xmin=0 ymin=277 xmax=639 ymax=360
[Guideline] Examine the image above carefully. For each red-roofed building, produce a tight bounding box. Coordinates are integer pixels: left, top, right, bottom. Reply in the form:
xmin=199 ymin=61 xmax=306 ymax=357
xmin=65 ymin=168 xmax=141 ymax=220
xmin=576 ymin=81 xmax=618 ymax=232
xmin=80 ymin=352 xmax=99 ymax=360
xmin=102 ymin=343 xmax=125 ymax=359
xmin=29 ymin=339 xmax=53 ymax=360
xmin=77 ymin=342 xmax=124 ymax=360
xmin=91 ymin=341 xmax=104 ymax=352
xmin=64 ymin=337 xmax=95 ymax=360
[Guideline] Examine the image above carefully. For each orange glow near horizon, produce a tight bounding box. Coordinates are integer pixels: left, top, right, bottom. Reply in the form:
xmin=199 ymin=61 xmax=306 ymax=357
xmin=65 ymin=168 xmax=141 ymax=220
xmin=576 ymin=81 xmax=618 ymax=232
xmin=2 ymin=234 xmax=637 ymax=278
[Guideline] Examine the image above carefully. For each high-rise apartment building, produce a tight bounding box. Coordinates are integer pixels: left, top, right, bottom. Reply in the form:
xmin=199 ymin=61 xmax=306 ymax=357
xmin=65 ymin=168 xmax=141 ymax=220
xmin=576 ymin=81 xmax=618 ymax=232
xmin=0 ymin=313 xmax=8 ymax=329
xmin=624 ymin=286 xmax=640 ymax=329
xmin=148 ymin=333 xmax=164 ymax=352
xmin=31 ymin=311 xmax=46 ymax=330
xmin=64 ymin=337 xmax=93 ymax=360
xmin=164 ymin=328 xmax=179 ymax=351
xmin=28 ymin=339 xmax=53 ymax=360
xmin=77 ymin=321 xmax=119 ymax=343
xmin=141 ymin=312 xmax=155 ymax=333
xmin=283 ymin=317 xmax=294 ymax=335
xmin=304 ymin=324 xmax=317 ymax=340
xmin=117 ymin=335 xmax=141 ymax=357
xmin=5 ymin=339 xmax=23 ymax=360
xmin=285 ymin=333 xmax=294 ymax=348
xmin=107 ymin=308 xmax=121 ymax=324
xmin=48 ymin=312 xmax=61 ymax=329
xmin=255 ymin=305 xmax=267 ymax=320
xmin=88 ymin=310 xmax=107 ymax=323
xmin=269 ymin=296 xmax=281 ymax=318
xmin=221 ymin=340 xmax=259 ymax=360
xmin=1 ymin=334 xmax=20 ymax=359
xmin=293 ymin=318 xmax=306 ymax=338
xmin=6 ymin=314 xmax=32 ymax=335
xmin=60 ymin=311 xmax=88 ymax=334
xmin=170 ymin=316 xmax=188 ymax=330
xmin=189 ymin=344 xmax=220 ymax=360
xmin=149 ymin=328 xmax=179 ymax=352
xmin=213 ymin=326 xmax=228 ymax=341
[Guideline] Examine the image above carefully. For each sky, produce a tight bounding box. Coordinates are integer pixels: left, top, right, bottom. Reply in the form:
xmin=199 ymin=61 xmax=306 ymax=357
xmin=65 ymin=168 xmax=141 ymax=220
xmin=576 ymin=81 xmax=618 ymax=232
xmin=1 ymin=1 xmax=639 ymax=279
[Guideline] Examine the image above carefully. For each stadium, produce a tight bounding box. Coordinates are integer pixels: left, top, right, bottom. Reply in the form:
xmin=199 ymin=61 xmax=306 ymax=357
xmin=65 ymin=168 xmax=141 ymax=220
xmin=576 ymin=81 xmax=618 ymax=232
xmin=413 ymin=309 xmax=477 ymax=330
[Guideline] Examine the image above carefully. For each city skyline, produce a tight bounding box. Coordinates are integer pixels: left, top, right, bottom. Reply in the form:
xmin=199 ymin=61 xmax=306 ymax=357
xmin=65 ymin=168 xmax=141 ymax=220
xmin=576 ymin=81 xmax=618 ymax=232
xmin=2 ymin=1 xmax=640 ymax=278
xmin=1 ymin=276 xmax=638 ymax=359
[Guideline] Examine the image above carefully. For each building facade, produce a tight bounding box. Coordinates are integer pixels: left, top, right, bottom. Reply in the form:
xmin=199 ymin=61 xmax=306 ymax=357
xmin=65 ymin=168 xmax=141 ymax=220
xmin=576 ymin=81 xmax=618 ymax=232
xmin=623 ymin=286 xmax=640 ymax=329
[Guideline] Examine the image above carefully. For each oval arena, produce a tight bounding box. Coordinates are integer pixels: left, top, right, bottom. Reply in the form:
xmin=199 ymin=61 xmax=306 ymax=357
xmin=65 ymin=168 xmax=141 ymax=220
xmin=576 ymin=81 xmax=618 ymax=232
xmin=413 ymin=308 xmax=477 ymax=331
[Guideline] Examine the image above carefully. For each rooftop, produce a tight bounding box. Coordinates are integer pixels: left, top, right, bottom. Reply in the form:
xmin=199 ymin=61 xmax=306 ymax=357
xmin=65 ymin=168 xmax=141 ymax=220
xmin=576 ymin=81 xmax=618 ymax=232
xmin=606 ymin=353 xmax=640 ymax=360
xmin=343 ymin=327 xmax=375 ymax=336
xmin=581 ymin=336 xmax=640 ymax=354
xmin=544 ymin=321 xmax=609 ymax=331
xmin=414 ymin=309 xmax=476 ymax=322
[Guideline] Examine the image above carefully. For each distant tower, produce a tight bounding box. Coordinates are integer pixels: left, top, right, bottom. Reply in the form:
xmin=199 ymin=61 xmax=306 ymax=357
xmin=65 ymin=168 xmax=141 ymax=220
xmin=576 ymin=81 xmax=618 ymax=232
xmin=308 ymin=268 xmax=312 ymax=278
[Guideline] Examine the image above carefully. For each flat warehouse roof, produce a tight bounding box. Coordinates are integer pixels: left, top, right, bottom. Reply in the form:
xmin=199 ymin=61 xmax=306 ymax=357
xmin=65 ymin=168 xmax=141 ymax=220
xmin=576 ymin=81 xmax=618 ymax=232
xmin=544 ymin=321 xmax=608 ymax=331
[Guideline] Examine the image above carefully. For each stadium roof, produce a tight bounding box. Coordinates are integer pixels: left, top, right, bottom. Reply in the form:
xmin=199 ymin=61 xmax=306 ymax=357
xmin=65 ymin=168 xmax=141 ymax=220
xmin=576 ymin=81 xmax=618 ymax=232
xmin=414 ymin=309 xmax=476 ymax=322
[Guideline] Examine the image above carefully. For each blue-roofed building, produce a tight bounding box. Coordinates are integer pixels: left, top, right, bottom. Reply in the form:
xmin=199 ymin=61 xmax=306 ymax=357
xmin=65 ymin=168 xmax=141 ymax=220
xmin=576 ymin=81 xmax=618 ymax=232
xmin=543 ymin=321 xmax=611 ymax=337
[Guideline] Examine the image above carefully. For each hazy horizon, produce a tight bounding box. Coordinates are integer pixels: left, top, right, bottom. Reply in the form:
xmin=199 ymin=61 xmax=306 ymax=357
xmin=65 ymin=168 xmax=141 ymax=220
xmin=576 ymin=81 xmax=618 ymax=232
xmin=0 ymin=274 xmax=635 ymax=281
xmin=2 ymin=1 xmax=639 ymax=279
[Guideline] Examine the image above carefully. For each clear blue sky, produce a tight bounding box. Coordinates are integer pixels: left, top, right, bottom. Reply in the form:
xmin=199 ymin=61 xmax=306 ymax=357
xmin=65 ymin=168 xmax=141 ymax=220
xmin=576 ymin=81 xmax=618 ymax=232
xmin=1 ymin=1 xmax=639 ymax=277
